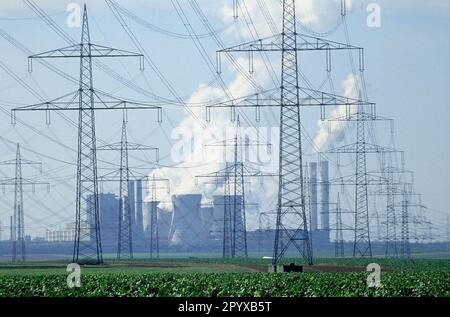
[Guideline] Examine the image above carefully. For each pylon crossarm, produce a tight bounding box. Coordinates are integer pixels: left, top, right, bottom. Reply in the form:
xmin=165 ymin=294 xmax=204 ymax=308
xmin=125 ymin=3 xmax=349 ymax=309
xmin=369 ymin=166 xmax=412 ymax=178
xmin=206 ymin=87 xmax=374 ymax=121
xmin=93 ymin=90 xmax=162 ymax=111
xmin=29 ymin=44 xmax=143 ymax=65
xmin=97 ymin=169 xmax=120 ymax=181
xmin=218 ymin=33 xmax=361 ymax=53
xmin=98 ymin=142 xmax=158 ymax=152
xmin=98 ymin=174 xmax=169 ymax=184
xmin=327 ymin=111 xmax=390 ymax=122
xmin=196 ymin=163 xmax=237 ymax=179
xmin=12 ymin=90 xmax=162 ymax=113
xmin=89 ymin=44 xmax=144 ymax=58
xmin=0 ymin=178 xmax=47 ymax=185
xmin=196 ymin=164 xmax=271 ymax=181
xmin=12 ymin=90 xmax=79 ymax=111
xmin=324 ymin=142 xmax=398 ymax=154
xmin=329 ymin=173 xmax=393 ymax=185
xmin=29 ymin=44 xmax=83 ymax=59
xmin=207 ymin=87 xmax=373 ymax=109
xmin=242 ymin=164 xmax=276 ymax=178
xmin=0 ymin=158 xmax=41 ymax=166
xmin=369 ymin=187 xmax=410 ymax=195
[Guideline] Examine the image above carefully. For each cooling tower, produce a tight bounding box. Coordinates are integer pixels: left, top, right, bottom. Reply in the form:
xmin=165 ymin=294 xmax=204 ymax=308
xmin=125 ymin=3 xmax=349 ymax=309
xmin=212 ymin=196 xmax=225 ymax=240
xmin=200 ymin=206 xmax=214 ymax=238
xmin=143 ymin=201 xmax=159 ymax=237
xmin=308 ymin=162 xmax=318 ymax=231
xmin=320 ymin=160 xmax=330 ymax=231
xmin=157 ymin=209 xmax=172 ymax=244
xmin=169 ymin=194 xmax=207 ymax=247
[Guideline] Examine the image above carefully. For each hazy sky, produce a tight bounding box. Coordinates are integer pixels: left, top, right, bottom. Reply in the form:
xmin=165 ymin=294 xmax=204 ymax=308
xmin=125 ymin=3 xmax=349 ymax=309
xmin=0 ymin=0 xmax=448 ymax=241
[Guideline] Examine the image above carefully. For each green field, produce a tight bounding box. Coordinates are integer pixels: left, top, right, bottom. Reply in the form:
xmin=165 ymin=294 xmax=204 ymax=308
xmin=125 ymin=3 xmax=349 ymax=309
xmin=0 ymin=257 xmax=448 ymax=297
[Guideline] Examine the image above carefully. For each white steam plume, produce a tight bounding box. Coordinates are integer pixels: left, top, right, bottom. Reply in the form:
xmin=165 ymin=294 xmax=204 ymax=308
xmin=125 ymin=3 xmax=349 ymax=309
xmin=313 ymin=73 xmax=360 ymax=151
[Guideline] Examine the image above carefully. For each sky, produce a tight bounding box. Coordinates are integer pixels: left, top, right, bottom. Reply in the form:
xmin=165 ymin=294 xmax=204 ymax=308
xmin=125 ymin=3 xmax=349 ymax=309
xmin=0 ymin=0 xmax=448 ymax=242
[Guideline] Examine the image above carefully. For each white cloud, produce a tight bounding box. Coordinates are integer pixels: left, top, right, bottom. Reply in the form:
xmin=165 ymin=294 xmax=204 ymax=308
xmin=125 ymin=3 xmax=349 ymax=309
xmin=146 ymin=58 xmax=272 ymax=209
xmin=222 ymin=0 xmax=353 ymax=39
xmin=313 ymin=73 xmax=360 ymax=151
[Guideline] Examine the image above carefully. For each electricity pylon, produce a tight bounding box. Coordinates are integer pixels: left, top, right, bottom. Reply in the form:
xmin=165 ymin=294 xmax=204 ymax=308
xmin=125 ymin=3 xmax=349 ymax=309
xmin=323 ymin=113 xmax=398 ymax=258
xmin=323 ymin=163 xmax=407 ymax=257
xmin=196 ymin=117 xmax=272 ymax=258
xmin=446 ymin=214 xmax=450 ymax=245
xmin=334 ymin=193 xmax=344 ymax=257
xmin=148 ymin=175 xmax=170 ymax=259
xmin=400 ymin=185 xmax=411 ymax=258
xmin=12 ymin=5 xmax=161 ymax=264
xmin=0 ymin=143 xmax=48 ymax=262
xmin=209 ymin=0 xmax=369 ymax=265
xmin=98 ymin=117 xmax=159 ymax=259
xmin=367 ymin=153 xmax=414 ymax=258
xmin=324 ymin=191 xmax=354 ymax=258
xmin=384 ymin=154 xmax=398 ymax=258
xmin=393 ymin=186 xmax=421 ymax=258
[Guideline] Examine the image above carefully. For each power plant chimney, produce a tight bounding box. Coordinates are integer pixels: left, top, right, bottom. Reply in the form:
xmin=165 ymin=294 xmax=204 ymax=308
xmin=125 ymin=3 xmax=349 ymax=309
xmin=308 ymin=162 xmax=318 ymax=231
xmin=10 ymin=216 xmax=13 ymax=241
xmin=128 ymin=180 xmax=136 ymax=229
xmin=320 ymin=160 xmax=330 ymax=231
xmin=135 ymin=179 xmax=144 ymax=243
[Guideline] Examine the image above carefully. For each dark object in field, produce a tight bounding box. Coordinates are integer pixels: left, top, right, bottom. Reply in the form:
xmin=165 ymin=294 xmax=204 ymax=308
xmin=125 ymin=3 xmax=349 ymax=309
xmin=268 ymin=263 xmax=303 ymax=273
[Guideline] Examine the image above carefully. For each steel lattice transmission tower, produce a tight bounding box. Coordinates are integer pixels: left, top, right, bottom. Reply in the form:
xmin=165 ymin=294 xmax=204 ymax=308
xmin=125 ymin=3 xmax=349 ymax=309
xmin=147 ymin=175 xmax=169 ymax=259
xmin=98 ymin=117 xmax=160 ymax=260
xmin=118 ymin=118 xmax=133 ymax=259
xmin=353 ymin=109 xmax=371 ymax=257
xmin=324 ymin=113 xmax=399 ymax=257
xmin=229 ymin=118 xmax=248 ymax=258
xmin=334 ymin=193 xmax=345 ymax=258
xmin=210 ymin=0 xmax=368 ymax=265
xmin=272 ymin=0 xmax=312 ymax=265
xmin=13 ymin=145 xmax=24 ymax=262
xmin=399 ymin=185 xmax=411 ymax=258
xmin=196 ymin=118 xmax=270 ymax=258
xmin=384 ymin=154 xmax=398 ymax=258
xmin=12 ymin=5 xmax=161 ymax=264
xmin=378 ymin=152 xmax=412 ymax=258
xmin=367 ymin=152 xmax=412 ymax=258
xmin=149 ymin=176 xmax=159 ymax=259
xmin=0 ymin=144 xmax=48 ymax=262
xmin=395 ymin=185 xmax=421 ymax=258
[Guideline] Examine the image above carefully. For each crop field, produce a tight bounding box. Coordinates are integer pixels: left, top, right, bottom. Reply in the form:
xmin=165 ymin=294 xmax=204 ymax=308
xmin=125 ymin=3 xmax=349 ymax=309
xmin=1 ymin=271 xmax=449 ymax=297
xmin=0 ymin=258 xmax=448 ymax=297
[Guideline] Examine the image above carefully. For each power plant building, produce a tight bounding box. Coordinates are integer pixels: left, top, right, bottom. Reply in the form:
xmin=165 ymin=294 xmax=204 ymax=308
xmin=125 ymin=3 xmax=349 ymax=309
xmin=98 ymin=193 xmax=119 ymax=248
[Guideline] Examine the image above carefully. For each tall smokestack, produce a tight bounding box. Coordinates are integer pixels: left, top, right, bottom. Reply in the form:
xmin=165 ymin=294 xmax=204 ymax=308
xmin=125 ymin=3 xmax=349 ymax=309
xmin=135 ymin=179 xmax=144 ymax=242
xmin=309 ymin=162 xmax=318 ymax=231
xmin=320 ymin=160 xmax=330 ymax=231
xmin=128 ymin=180 xmax=136 ymax=228
xmin=10 ymin=216 xmax=13 ymax=241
